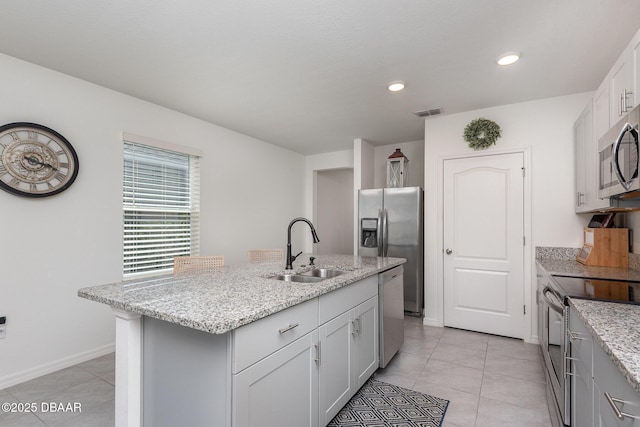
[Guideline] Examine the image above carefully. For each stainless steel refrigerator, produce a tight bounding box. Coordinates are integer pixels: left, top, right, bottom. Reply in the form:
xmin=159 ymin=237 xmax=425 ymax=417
xmin=358 ymin=187 xmax=424 ymax=316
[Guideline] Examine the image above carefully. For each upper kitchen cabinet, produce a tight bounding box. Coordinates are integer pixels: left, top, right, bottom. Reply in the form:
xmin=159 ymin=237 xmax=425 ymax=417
xmin=633 ymin=31 xmax=640 ymax=113
xmin=575 ymin=100 xmax=609 ymax=213
xmin=609 ymin=49 xmax=634 ymax=125
xmin=594 ymin=78 xmax=610 ymax=141
xmin=610 ymin=28 xmax=640 ymax=126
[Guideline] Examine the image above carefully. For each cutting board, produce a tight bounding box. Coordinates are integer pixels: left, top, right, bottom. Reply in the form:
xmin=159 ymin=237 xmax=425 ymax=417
xmin=576 ymin=228 xmax=629 ymax=267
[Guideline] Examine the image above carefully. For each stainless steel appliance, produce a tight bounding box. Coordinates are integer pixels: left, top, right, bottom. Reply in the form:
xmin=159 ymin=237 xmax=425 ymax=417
xmin=378 ymin=265 xmax=404 ymax=368
xmin=598 ymin=104 xmax=640 ymax=198
xmin=358 ymin=187 xmax=424 ymax=315
xmin=538 ymin=271 xmax=640 ymax=426
xmin=538 ymin=270 xmax=569 ymax=427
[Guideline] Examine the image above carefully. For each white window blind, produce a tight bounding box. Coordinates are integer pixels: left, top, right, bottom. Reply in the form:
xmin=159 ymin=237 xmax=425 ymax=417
xmin=123 ymin=141 xmax=200 ymax=278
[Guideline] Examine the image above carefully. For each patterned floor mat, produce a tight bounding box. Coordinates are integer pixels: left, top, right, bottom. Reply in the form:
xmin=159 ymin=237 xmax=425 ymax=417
xmin=327 ymin=378 xmax=449 ymax=427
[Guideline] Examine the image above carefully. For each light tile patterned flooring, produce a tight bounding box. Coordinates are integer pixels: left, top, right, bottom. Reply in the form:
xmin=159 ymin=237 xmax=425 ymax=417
xmin=0 ymin=354 xmax=115 ymax=427
xmin=1 ymin=317 xmax=551 ymax=426
xmin=374 ymin=316 xmax=551 ymax=426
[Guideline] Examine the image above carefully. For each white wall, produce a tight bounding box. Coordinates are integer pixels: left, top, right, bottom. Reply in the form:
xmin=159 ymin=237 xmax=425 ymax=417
xmin=424 ymin=92 xmax=592 ymax=341
xmin=315 ymin=169 xmax=354 ymax=254
xmin=626 ymin=213 xmax=640 ymax=252
xmin=0 ymin=53 xmax=305 ymax=388
xmin=354 ymin=139 xmax=375 ymax=190
xmin=374 ymin=140 xmax=425 ymax=189
xmin=304 ymin=150 xmax=353 ymax=253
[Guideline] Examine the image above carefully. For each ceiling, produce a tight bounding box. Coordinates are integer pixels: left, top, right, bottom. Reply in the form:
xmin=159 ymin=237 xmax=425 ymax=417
xmin=1 ymin=1 xmax=639 ymax=155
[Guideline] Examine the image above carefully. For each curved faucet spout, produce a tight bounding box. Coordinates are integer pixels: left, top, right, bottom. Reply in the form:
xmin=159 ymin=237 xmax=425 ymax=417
xmin=286 ymin=217 xmax=320 ymax=270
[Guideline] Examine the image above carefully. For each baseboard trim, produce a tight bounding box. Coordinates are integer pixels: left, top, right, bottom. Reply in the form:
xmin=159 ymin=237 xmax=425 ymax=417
xmin=422 ymin=317 xmax=442 ymax=327
xmin=0 ymin=343 xmax=115 ymax=390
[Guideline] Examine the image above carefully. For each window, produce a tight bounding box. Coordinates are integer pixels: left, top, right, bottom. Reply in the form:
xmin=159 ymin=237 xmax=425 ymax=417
xmin=123 ymin=138 xmax=200 ymax=278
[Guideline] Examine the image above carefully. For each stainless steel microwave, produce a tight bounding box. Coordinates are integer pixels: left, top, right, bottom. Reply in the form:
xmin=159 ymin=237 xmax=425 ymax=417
xmin=599 ymin=104 xmax=640 ymax=198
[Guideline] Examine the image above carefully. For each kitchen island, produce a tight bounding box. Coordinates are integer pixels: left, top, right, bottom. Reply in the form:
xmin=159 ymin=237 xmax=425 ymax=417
xmin=78 ymin=254 xmax=405 ymax=427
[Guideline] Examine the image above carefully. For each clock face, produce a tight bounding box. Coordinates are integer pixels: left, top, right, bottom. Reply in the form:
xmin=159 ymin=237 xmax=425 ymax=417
xmin=0 ymin=122 xmax=79 ymax=198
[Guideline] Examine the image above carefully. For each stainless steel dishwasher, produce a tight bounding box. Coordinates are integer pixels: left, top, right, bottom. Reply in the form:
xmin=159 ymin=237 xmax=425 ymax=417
xmin=378 ymin=265 xmax=404 ymax=368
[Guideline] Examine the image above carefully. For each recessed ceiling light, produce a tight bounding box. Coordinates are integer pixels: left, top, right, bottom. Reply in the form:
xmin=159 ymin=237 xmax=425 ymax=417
xmin=388 ymin=81 xmax=406 ymax=92
xmin=497 ymin=52 xmax=521 ymax=66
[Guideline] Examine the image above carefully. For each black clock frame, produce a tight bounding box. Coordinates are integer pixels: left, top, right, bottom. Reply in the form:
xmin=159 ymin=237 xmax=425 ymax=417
xmin=0 ymin=122 xmax=80 ymax=198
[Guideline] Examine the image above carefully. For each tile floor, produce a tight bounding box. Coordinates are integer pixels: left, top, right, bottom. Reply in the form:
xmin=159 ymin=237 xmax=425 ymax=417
xmin=374 ymin=316 xmax=551 ymax=427
xmin=0 ymin=354 xmax=115 ymax=426
xmin=1 ymin=317 xmax=551 ymax=426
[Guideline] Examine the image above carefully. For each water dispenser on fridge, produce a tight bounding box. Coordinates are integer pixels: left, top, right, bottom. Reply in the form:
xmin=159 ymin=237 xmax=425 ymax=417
xmin=361 ymin=218 xmax=378 ymax=249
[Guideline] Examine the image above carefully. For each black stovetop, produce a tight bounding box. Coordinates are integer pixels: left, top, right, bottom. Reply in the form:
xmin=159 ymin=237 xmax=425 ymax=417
xmin=551 ymin=275 xmax=640 ymax=304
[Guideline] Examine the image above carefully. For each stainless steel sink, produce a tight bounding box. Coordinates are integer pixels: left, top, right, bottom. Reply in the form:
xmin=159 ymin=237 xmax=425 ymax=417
xmin=271 ymin=274 xmax=324 ymax=283
xmin=270 ymin=268 xmax=347 ymax=283
xmin=299 ymin=268 xmax=347 ymax=278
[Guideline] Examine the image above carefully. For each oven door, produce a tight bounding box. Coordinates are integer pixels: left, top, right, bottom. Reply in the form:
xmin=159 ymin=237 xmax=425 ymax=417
xmin=541 ymin=285 xmax=569 ymax=426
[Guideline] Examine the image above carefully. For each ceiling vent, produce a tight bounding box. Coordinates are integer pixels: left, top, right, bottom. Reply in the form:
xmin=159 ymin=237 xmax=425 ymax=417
xmin=414 ymin=108 xmax=443 ymax=118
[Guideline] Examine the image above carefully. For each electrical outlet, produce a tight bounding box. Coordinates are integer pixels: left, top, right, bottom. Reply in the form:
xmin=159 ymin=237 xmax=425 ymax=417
xmin=0 ymin=316 xmax=6 ymax=339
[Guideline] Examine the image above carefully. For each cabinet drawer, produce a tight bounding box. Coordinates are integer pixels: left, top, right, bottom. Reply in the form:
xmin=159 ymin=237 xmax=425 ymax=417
xmin=319 ymin=275 xmax=377 ymax=324
xmin=232 ymin=298 xmax=319 ymax=373
xmin=594 ymin=341 xmax=640 ymax=424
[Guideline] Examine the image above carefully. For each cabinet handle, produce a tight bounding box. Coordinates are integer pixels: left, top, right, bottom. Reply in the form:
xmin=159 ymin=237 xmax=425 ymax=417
xmin=351 ymin=320 xmax=357 ymax=336
xmin=278 ymin=323 xmax=299 ymax=334
xmin=623 ymin=89 xmax=633 ymax=113
xmin=563 ymin=351 xmax=579 ymax=379
xmin=604 ymin=392 xmax=640 ymax=420
xmin=620 ymin=93 xmax=624 ymax=116
xmin=314 ymin=342 xmax=321 ymax=366
xmin=567 ymin=329 xmax=586 ymax=341
xmin=576 ymin=192 xmax=585 ymax=206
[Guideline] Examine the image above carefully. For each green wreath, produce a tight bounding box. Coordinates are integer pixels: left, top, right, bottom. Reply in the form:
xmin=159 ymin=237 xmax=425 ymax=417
xmin=463 ymin=118 xmax=502 ymax=150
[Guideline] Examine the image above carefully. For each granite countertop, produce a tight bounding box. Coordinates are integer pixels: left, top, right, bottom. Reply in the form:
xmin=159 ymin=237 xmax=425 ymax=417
xmin=78 ymin=254 xmax=404 ymax=335
xmin=569 ymin=299 xmax=640 ymax=393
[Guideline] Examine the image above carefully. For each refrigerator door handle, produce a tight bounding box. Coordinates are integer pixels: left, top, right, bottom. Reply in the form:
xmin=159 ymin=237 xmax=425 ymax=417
xmin=382 ymin=208 xmax=389 ymax=257
xmin=377 ymin=209 xmax=383 ymax=256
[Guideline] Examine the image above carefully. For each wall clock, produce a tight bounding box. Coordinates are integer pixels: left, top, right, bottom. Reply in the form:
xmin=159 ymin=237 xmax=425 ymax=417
xmin=0 ymin=122 xmax=79 ymax=198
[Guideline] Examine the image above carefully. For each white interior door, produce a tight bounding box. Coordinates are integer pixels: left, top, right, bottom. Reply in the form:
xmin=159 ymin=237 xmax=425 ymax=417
xmin=443 ymin=152 xmax=524 ymax=338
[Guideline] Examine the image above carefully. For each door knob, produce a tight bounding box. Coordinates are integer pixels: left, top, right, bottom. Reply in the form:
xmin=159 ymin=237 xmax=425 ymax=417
xmin=445 ymin=248 xmax=453 ymax=255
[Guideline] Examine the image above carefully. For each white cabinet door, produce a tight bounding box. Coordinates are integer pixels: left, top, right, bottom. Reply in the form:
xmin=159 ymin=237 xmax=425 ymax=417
xmin=233 ymin=331 xmax=319 ymax=427
xmin=318 ymin=289 xmax=380 ymax=426
xmin=595 ymin=380 xmax=640 ymax=427
xmin=595 ymin=78 xmax=611 ymax=142
xmin=593 ymin=339 xmax=640 ymax=427
xmin=574 ymin=358 xmax=594 ymax=427
xmin=610 ymin=47 xmax=634 ymax=125
xmin=568 ymin=309 xmax=594 ymax=427
xmin=318 ymin=310 xmax=353 ymax=426
xmin=575 ymin=100 xmax=610 ymax=212
xmin=575 ymin=105 xmax=589 ymax=212
xmin=353 ymin=296 xmax=379 ymax=388
xmin=633 ymin=30 xmax=640 ymax=115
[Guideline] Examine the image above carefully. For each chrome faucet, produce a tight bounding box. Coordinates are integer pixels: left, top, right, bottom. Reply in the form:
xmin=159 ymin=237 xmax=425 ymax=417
xmin=286 ymin=217 xmax=320 ymax=270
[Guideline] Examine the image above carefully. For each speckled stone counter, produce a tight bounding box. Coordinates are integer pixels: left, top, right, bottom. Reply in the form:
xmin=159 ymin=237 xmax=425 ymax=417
xmin=78 ymin=254 xmax=404 ymax=335
xmin=569 ymin=298 xmax=640 ymax=393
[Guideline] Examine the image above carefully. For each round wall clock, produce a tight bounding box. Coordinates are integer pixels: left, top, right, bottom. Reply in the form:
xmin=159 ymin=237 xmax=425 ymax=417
xmin=0 ymin=122 xmax=79 ymax=198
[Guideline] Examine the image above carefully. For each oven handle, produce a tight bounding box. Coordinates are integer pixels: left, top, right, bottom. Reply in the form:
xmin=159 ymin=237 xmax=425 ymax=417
xmin=542 ymin=286 xmax=564 ymax=314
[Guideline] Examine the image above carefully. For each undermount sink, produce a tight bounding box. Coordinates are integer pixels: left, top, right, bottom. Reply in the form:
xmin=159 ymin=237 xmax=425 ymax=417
xmin=271 ymin=274 xmax=324 ymax=283
xmin=270 ymin=268 xmax=347 ymax=283
xmin=299 ymin=268 xmax=347 ymax=278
